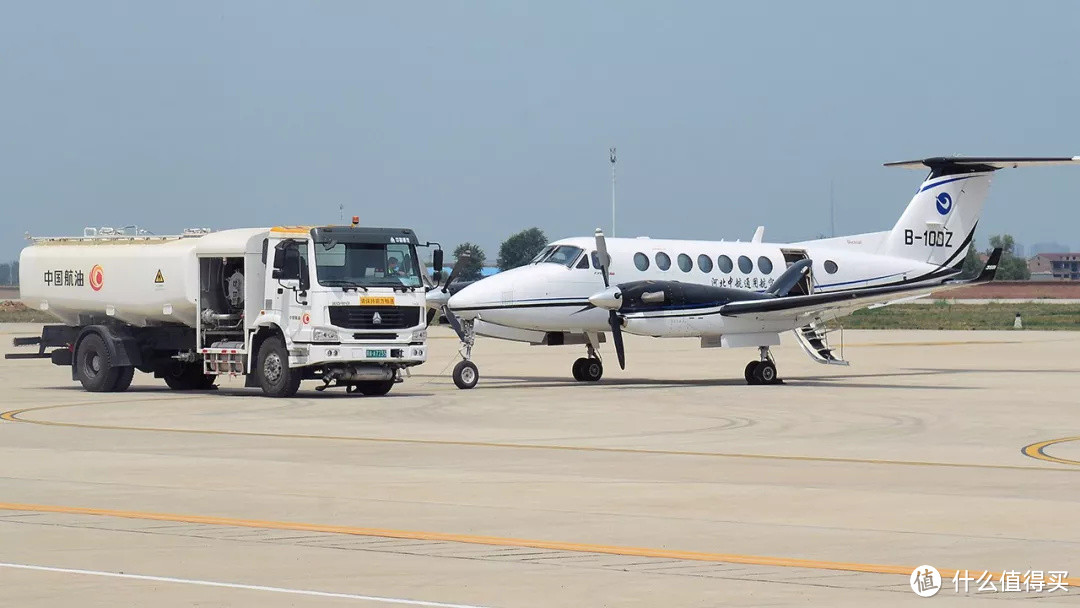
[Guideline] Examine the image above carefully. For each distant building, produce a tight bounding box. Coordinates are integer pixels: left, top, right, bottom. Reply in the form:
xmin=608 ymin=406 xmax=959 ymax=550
xmin=1028 ymin=253 xmax=1080 ymax=281
xmin=1013 ymin=242 xmax=1025 ymax=258
xmin=1029 ymin=242 xmax=1070 ymax=256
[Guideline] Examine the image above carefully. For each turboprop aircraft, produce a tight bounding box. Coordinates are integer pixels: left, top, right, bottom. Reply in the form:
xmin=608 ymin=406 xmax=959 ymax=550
xmin=429 ymin=156 xmax=1079 ymax=388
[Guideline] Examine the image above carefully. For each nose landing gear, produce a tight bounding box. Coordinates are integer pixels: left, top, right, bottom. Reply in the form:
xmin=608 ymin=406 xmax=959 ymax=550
xmin=451 ymin=319 xmax=479 ymax=389
xmin=745 ymin=346 xmax=782 ymax=385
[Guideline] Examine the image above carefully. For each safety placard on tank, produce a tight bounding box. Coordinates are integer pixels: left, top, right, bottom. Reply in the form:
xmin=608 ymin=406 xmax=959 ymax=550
xmin=359 ymin=296 xmax=395 ymax=306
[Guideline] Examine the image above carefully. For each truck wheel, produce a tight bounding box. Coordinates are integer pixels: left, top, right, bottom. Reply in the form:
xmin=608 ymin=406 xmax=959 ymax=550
xmin=164 ymin=363 xmax=216 ymax=391
xmin=113 ymin=366 xmax=135 ymax=392
xmin=257 ymin=336 xmax=301 ymax=397
xmin=356 ymin=380 xmax=394 ymax=396
xmin=75 ymin=333 xmax=122 ymax=392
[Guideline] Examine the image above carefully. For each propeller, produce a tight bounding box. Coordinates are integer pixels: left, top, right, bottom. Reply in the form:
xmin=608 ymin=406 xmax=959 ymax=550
xmin=426 ymin=253 xmax=470 ymax=339
xmin=593 ymin=229 xmax=626 ymax=370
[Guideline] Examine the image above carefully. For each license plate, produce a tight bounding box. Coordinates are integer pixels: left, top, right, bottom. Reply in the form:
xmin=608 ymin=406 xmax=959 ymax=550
xmin=366 ymin=349 xmax=388 ymax=358
xmin=360 ymin=296 xmax=395 ymax=306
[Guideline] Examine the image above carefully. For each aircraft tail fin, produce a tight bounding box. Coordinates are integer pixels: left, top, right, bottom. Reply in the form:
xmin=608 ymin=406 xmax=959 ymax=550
xmin=880 ymin=156 xmax=1080 ymax=268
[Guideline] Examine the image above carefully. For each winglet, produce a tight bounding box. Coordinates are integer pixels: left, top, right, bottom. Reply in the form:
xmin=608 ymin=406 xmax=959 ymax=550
xmin=975 ymin=247 xmax=1003 ymax=283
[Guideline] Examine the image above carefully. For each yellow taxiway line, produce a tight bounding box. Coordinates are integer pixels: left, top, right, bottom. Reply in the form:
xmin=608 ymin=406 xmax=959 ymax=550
xmin=2 ymin=501 xmax=1074 ymax=586
xmin=1022 ymin=436 xmax=1080 ymax=467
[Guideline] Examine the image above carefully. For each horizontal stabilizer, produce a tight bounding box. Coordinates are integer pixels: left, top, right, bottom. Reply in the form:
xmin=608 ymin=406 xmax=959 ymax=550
xmin=885 ymin=156 xmax=1080 ymax=170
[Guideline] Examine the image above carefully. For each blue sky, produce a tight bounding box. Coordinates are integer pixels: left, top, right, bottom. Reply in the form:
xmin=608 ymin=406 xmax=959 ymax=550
xmin=3 ymin=1 xmax=1079 ymax=263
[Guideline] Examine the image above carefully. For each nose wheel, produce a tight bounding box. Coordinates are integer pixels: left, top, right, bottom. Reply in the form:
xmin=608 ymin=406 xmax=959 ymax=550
xmin=745 ymin=347 xmax=782 ymax=385
xmin=451 ymin=319 xmax=480 ymax=389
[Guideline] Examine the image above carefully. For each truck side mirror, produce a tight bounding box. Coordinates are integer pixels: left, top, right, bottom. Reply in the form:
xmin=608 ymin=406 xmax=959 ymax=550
xmin=433 ymin=249 xmax=444 ymax=279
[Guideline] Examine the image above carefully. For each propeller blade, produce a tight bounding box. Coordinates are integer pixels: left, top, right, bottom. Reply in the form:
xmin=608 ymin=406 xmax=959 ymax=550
xmin=608 ymin=310 xmax=626 ymax=370
xmin=594 ymin=228 xmax=610 ymax=289
xmin=444 ymin=306 xmax=466 ymax=341
xmin=442 ymin=253 xmax=470 ymax=293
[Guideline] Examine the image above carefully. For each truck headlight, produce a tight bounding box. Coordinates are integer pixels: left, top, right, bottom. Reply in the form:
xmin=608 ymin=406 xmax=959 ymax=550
xmin=411 ymin=329 xmax=427 ymax=342
xmin=312 ymin=328 xmax=338 ymax=342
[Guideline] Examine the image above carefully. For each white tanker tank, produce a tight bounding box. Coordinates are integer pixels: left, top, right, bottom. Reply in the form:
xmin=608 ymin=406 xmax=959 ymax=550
xmin=19 ymin=228 xmax=260 ymax=328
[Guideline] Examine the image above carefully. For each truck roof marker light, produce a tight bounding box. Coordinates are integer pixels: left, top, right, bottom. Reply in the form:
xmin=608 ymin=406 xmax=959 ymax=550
xmin=352 ymin=216 xmax=359 ymax=226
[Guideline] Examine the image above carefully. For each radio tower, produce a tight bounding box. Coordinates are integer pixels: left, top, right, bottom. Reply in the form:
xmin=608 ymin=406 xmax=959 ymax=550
xmin=609 ymin=147 xmax=617 ymax=237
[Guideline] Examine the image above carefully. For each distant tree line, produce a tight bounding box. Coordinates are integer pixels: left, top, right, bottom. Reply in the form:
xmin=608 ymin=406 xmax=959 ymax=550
xmin=0 ymin=261 xmax=19 ymax=286
xmin=961 ymin=234 xmax=1030 ymax=280
xmin=450 ymin=227 xmax=550 ymax=281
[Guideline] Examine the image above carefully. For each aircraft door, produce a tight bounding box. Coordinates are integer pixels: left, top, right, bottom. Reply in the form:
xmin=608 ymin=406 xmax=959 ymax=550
xmin=781 ymin=249 xmax=813 ymax=295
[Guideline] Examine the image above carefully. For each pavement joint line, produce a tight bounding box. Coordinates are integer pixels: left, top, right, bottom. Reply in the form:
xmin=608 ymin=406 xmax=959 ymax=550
xmin=3 ymin=403 xmax=1077 ymax=473
xmin=3 ymin=501 xmax=1078 ymax=586
xmin=1022 ymin=436 xmax=1080 ymax=467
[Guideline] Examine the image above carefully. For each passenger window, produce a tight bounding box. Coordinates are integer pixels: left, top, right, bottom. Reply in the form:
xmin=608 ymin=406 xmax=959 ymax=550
xmin=697 ymin=254 xmax=713 ymax=273
xmin=677 ymin=254 xmax=693 ymax=272
xmin=758 ymin=256 xmax=773 ymax=274
xmin=824 ymin=260 xmax=839 ymax=274
xmin=655 ymin=252 xmax=671 ymax=270
xmin=738 ymin=255 xmax=752 ymax=274
xmin=717 ymin=255 xmax=733 ymax=273
xmin=634 ymin=252 xmax=650 ymax=271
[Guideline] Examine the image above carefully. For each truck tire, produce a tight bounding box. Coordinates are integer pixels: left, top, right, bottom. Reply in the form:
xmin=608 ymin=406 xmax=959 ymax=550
xmin=113 ymin=366 xmax=135 ymax=392
xmin=75 ymin=333 xmax=122 ymax=392
xmin=257 ymin=336 xmax=301 ymax=397
xmin=163 ymin=363 xmax=216 ymax=391
xmin=356 ymin=380 xmax=394 ymax=396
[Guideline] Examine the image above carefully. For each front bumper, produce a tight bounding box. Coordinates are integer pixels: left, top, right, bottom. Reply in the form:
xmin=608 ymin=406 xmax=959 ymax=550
xmin=290 ymin=343 xmax=427 ymax=367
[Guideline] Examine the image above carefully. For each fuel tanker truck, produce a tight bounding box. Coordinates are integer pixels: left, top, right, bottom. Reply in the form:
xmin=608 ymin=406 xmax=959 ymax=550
xmin=8 ymin=223 xmax=446 ymax=397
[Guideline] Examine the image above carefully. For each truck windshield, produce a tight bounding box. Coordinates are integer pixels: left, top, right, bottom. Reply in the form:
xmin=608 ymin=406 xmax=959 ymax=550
xmin=313 ymin=242 xmax=422 ymax=288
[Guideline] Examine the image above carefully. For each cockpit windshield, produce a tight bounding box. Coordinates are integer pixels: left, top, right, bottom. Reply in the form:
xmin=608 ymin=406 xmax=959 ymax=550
xmin=539 ymin=245 xmax=583 ymax=268
xmin=530 ymin=246 xmax=555 ymax=264
xmin=313 ymin=242 xmax=422 ymax=288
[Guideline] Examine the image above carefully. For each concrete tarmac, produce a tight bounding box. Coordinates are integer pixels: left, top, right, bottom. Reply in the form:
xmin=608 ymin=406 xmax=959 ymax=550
xmin=2 ymin=323 xmax=1080 ymax=606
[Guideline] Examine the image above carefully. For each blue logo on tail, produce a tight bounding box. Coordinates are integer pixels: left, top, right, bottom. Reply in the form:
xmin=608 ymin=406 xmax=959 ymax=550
xmin=935 ymin=192 xmax=952 ymax=215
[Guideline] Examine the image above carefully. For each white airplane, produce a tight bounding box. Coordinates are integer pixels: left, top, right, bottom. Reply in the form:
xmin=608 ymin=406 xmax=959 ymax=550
xmin=429 ymin=156 xmax=1079 ymax=389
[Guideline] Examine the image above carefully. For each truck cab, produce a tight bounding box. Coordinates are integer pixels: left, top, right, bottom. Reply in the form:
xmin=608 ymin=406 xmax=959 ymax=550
xmin=197 ymin=225 xmax=430 ymax=396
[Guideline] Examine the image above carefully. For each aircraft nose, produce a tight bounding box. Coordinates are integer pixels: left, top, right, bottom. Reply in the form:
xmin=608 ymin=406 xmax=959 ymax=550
xmin=447 ymin=279 xmax=496 ymax=315
xmin=588 ymin=286 xmax=623 ymax=311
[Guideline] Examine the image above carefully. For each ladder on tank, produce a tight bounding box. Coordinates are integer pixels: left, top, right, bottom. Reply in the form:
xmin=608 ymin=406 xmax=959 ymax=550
xmin=793 ymin=321 xmax=849 ymax=366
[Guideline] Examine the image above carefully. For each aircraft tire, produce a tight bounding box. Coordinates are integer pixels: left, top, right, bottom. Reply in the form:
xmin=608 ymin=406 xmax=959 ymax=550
xmin=572 ymin=358 xmax=588 ymax=381
xmin=744 ymin=361 xmax=760 ymax=385
xmin=581 ymin=358 xmax=603 ymax=382
xmin=453 ymin=360 xmax=479 ymax=389
xmin=753 ymin=361 xmax=778 ymax=385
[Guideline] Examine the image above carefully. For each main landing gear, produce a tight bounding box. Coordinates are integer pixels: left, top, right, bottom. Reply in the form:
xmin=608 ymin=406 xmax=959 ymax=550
xmin=571 ymin=338 xmax=603 ymax=382
xmin=452 ymin=319 xmax=479 ymax=389
xmin=744 ymin=346 xmax=782 ymax=385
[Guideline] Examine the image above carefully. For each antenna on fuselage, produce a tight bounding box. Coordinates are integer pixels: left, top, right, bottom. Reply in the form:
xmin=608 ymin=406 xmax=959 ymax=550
xmin=610 ymin=147 xmax=617 ymax=237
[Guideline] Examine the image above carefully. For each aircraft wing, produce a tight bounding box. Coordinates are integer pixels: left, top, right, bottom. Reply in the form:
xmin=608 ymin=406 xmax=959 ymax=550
xmin=718 ymin=249 xmax=1002 ymax=322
